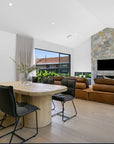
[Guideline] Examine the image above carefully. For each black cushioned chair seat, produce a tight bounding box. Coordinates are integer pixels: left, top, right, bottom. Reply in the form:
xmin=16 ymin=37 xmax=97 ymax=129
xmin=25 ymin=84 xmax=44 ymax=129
xmin=52 ymin=94 xmax=74 ymax=102
xmin=16 ymin=102 xmax=39 ymax=117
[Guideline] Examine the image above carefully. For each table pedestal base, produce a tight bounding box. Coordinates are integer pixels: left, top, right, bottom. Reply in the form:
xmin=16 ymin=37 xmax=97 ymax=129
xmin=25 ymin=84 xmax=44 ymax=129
xmin=16 ymin=94 xmax=52 ymax=128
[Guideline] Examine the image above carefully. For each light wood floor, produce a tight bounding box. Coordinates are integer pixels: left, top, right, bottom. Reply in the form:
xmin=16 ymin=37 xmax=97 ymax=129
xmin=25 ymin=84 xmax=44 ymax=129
xmin=0 ymin=99 xmax=114 ymax=143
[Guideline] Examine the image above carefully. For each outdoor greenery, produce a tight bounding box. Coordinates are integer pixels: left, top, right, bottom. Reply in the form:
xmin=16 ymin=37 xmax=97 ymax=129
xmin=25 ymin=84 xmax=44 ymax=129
xmin=87 ymin=74 xmax=91 ymax=78
xmin=78 ymin=73 xmax=86 ymax=78
xmin=77 ymin=73 xmax=91 ymax=78
xmin=36 ymin=70 xmax=69 ymax=83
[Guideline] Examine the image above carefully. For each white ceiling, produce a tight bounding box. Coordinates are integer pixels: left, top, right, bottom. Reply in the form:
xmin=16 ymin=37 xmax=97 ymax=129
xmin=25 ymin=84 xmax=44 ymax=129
xmin=0 ymin=0 xmax=113 ymax=48
xmin=78 ymin=0 xmax=114 ymax=27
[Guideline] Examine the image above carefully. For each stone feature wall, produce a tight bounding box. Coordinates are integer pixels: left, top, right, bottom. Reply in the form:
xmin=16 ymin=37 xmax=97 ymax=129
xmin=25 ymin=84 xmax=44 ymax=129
xmin=91 ymin=28 xmax=114 ymax=84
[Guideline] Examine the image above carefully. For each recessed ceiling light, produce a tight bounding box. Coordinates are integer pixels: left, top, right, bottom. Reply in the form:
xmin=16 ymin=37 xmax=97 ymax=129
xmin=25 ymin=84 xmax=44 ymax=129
xmin=9 ymin=2 xmax=13 ymax=7
xmin=51 ymin=22 xmax=55 ymax=25
xmin=66 ymin=35 xmax=72 ymax=38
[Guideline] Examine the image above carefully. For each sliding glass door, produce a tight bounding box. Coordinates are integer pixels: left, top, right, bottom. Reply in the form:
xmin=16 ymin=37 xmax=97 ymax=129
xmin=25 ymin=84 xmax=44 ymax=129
xmin=35 ymin=48 xmax=71 ymax=75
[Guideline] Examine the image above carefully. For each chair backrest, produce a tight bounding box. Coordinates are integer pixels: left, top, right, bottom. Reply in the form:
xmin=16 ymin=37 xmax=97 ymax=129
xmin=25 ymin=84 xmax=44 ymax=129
xmin=61 ymin=79 xmax=76 ymax=97
xmin=42 ymin=78 xmax=48 ymax=84
xmin=32 ymin=76 xmax=38 ymax=83
xmin=0 ymin=85 xmax=17 ymax=117
xmin=43 ymin=78 xmax=54 ymax=84
xmin=48 ymin=78 xmax=54 ymax=84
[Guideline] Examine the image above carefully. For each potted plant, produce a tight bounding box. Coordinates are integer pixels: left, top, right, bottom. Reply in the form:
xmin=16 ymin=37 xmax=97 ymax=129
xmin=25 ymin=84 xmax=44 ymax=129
xmin=10 ymin=57 xmax=36 ymax=85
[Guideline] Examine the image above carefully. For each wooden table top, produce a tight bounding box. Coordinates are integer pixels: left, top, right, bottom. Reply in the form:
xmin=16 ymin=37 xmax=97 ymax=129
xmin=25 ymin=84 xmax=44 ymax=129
xmin=0 ymin=81 xmax=67 ymax=97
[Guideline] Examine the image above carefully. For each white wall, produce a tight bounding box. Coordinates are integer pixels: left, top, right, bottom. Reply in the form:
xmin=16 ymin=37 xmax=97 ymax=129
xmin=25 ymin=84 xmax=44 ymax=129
xmin=0 ymin=31 xmax=16 ymax=82
xmin=72 ymin=38 xmax=91 ymax=76
xmin=0 ymin=32 xmax=73 ymax=82
xmin=34 ymin=39 xmax=73 ymax=75
xmin=0 ymin=30 xmax=91 ymax=82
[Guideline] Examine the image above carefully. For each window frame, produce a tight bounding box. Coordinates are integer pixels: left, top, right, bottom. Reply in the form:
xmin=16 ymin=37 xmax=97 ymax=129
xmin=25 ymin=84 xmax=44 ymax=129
xmin=35 ymin=48 xmax=71 ymax=76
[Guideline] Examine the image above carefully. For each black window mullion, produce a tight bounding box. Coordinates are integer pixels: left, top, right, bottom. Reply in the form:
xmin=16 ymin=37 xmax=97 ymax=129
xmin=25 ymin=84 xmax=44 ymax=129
xmin=59 ymin=53 xmax=60 ymax=73
xmin=35 ymin=48 xmax=71 ymax=76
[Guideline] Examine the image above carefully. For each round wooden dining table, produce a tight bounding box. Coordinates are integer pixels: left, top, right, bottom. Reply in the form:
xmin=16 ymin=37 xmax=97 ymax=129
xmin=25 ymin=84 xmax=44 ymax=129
xmin=0 ymin=81 xmax=67 ymax=128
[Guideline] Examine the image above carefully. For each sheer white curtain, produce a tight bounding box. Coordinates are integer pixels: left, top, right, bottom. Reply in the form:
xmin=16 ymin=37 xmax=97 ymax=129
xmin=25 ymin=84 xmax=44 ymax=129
xmin=16 ymin=34 xmax=34 ymax=80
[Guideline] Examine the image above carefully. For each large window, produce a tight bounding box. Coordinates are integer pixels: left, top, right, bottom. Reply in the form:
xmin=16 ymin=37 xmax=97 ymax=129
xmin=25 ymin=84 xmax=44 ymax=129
xmin=35 ymin=48 xmax=71 ymax=75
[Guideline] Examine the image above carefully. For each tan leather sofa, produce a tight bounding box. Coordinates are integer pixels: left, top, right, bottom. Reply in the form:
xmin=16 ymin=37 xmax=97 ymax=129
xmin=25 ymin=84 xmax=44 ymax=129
xmin=89 ymin=79 xmax=114 ymax=104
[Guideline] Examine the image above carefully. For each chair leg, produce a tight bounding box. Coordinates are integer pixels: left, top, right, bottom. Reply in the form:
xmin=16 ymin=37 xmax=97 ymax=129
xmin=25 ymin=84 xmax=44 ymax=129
xmin=0 ymin=111 xmax=39 ymax=143
xmin=62 ymin=100 xmax=77 ymax=122
xmin=51 ymin=101 xmax=65 ymax=119
xmin=72 ymin=100 xmax=77 ymax=115
xmin=0 ymin=114 xmax=16 ymax=130
xmin=0 ymin=113 xmax=6 ymax=125
xmin=14 ymin=111 xmax=38 ymax=143
xmin=61 ymin=102 xmax=64 ymax=121
xmin=10 ymin=111 xmax=38 ymax=143
xmin=23 ymin=116 xmax=24 ymax=127
xmin=52 ymin=100 xmax=55 ymax=110
xmin=0 ymin=114 xmax=6 ymax=130
xmin=20 ymin=110 xmax=38 ymax=143
xmin=35 ymin=111 xmax=38 ymax=135
xmin=52 ymin=100 xmax=77 ymax=122
xmin=0 ymin=118 xmax=24 ymax=140
xmin=9 ymin=117 xmax=20 ymax=143
xmin=51 ymin=100 xmax=62 ymax=117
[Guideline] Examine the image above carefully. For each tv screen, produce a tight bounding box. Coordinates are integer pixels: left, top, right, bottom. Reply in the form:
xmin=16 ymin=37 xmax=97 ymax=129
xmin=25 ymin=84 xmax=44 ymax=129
xmin=97 ymin=59 xmax=114 ymax=71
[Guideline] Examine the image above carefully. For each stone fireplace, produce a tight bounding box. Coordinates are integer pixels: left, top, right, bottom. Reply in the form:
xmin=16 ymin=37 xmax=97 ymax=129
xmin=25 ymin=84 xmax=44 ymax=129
xmin=91 ymin=28 xmax=114 ymax=84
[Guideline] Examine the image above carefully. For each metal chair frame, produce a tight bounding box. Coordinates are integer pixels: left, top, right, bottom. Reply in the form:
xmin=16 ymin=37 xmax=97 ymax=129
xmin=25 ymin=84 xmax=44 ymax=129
xmin=0 ymin=111 xmax=38 ymax=144
xmin=0 ymin=114 xmax=16 ymax=130
xmin=52 ymin=99 xmax=77 ymax=122
xmin=52 ymin=100 xmax=55 ymax=110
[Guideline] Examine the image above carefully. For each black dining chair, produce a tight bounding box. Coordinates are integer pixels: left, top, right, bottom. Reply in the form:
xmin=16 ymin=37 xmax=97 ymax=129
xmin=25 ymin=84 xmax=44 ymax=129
xmin=0 ymin=85 xmax=40 ymax=144
xmin=52 ymin=78 xmax=77 ymax=122
xmin=42 ymin=77 xmax=55 ymax=110
xmin=42 ymin=77 xmax=54 ymax=84
xmin=32 ymin=76 xmax=38 ymax=83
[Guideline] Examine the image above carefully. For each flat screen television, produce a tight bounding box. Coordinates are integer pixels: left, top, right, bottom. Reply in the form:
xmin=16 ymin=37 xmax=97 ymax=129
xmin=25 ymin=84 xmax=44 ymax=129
xmin=97 ymin=59 xmax=114 ymax=71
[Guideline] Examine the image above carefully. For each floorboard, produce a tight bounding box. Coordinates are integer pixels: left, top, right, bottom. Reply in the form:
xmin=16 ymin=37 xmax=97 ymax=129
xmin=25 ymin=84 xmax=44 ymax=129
xmin=0 ymin=99 xmax=114 ymax=143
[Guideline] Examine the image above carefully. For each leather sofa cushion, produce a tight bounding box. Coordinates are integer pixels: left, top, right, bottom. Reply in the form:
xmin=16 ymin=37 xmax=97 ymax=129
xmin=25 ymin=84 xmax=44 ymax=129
xmin=55 ymin=81 xmax=86 ymax=89
xmin=54 ymin=76 xmax=65 ymax=81
xmin=76 ymin=83 xmax=86 ymax=89
xmin=89 ymin=91 xmax=114 ymax=104
xmin=69 ymin=76 xmax=77 ymax=80
xmin=54 ymin=81 xmax=61 ymax=85
xmin=93 ymin=84 xmax=114 ymax=93
xmin=94 ymin=78 xmax=114 ymax=85
xmin=76 ymin=89 xmax=89 ymax=100
xmin=77 ymin=78 xmax=87 ymax=83
xmin=69 ymin=76 xmax=89 ymax=88
xmin=78 ymin=78 xmax=89 ymax=88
